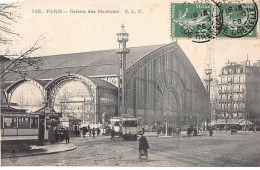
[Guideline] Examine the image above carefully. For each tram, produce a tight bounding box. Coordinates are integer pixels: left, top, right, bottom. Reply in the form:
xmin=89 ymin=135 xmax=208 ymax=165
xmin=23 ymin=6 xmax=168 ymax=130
xmin=110 ymin=117 xmax=122 ymax=136
xmin=110 ymin=114 xmax=140 ymax=140
xmin=1 ymin=107 xmax=47 ymax=150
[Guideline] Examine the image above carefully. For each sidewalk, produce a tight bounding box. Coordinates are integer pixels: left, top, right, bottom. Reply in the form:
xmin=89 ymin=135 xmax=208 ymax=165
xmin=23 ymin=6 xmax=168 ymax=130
xmin=1 ymin=142 xmax=76 ymax=159
xmin=143 ymin=132 xmax=158 ymax=137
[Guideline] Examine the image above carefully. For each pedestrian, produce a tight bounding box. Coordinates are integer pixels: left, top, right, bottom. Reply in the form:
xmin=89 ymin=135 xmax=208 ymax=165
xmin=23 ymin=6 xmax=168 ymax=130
xmin=111 ymin=128 xmax=115 ymax=141
xmin=92 ymin=127 xmax=95 ymax=138
xmin=193 ymin=127 xmax=197 ymax=136
xmin=157 ymin=127 xmax=161 ymax=136
xmin=209 ymin=127 xmax=213 ymax=137
xmin=187 ymin=126 xmax=190 ymax=137
xmin=105 ymin=127 xmax=109 ymax=136
xmin=89 ymin=128 xmax=92 ymax=136
xmin=162 ymin=126 xmax=166 ymax=136
xmin=82 ymin=127 xmax=87 ymax=138
xmin=64 ymin=128 xmax=70 ymax=143
xmin=59 ymin=129 xmax=64 ymax=141
xmin=97 ymin=127 xmax=100 ymax=136
xmin=54 ymin=129 xmax=58 ymax=142
xmin=138 ymin=133 xmax=149 ymax=158
xmin=176 ymin=128 xmax=181 ymax=136
xmin=168 ymin=126 xmax=172 ymax=136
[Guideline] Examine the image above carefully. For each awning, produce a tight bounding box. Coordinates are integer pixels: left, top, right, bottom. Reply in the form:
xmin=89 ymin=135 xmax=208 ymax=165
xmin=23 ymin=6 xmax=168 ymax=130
xmin=211 ymin=119 xmax=253 ymax=125
xmin=46 ymin=119 xmax=60 ymax=125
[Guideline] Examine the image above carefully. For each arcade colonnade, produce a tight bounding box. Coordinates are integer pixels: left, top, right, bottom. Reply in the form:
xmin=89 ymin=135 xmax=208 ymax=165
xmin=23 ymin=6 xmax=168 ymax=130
xmin=5 ymin=74 xmax=118 ymax=125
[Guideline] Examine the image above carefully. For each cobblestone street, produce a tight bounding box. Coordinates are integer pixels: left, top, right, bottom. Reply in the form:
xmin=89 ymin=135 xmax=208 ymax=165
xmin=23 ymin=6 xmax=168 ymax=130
xmin=2 ymin=131 xmax=260 ymax=166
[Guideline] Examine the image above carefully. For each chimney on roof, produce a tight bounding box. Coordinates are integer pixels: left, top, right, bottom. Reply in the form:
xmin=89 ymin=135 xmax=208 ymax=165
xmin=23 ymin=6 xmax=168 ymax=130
xmin=240 ymin=56 xmax=250 ymax=66
xmin=253 ymin=60 xmax=260 ymax=67
xmin=225 ymin=60 xmax=230 ymax=66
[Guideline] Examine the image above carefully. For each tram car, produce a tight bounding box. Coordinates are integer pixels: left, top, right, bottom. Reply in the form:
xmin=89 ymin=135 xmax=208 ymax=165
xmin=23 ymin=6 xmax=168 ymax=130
xmin=1 ymin=107 xmax=47 ymax=151
xmin=110 ymin=117 xmax=122 ymax=137
xmin=110 ymin=114 xmax=141 ymax=140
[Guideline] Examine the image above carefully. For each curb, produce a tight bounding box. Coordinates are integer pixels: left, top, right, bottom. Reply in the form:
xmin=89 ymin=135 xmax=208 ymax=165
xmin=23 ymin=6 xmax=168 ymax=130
xmin=1 ymin=144 xmax=77 ymax=159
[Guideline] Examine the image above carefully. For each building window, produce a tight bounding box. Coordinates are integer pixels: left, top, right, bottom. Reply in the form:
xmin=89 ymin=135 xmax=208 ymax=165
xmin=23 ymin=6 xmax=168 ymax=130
xmin=4 ymin=117 xmax=17 ymax=128
xmin=233 ymin=76 xmax=237 ymax=83
xmin=18 ymin=117 xmax=30 ymax=128
xmin=31 ymin=117 xmax=39 ymax=128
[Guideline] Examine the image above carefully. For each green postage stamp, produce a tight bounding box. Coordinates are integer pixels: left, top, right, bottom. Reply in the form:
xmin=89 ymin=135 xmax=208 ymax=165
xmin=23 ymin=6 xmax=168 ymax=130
xmin=171 ymin=0 xmax=259 ymax=42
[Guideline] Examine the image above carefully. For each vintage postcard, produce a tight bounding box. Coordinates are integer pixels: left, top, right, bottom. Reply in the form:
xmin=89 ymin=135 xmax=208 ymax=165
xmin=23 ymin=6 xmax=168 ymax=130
xmin=1 ymin=0 xmax=260 ymax=167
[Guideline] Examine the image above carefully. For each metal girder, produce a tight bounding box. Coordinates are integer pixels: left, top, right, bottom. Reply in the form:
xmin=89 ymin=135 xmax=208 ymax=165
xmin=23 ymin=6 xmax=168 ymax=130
xmin=45 ymin=74 xmax=96 ymax=109
xmin=6 ymin=78 xmax=45 ymax=104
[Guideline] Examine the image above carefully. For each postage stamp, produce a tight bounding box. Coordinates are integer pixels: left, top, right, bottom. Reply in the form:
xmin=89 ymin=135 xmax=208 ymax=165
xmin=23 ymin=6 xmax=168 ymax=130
xmin=219 ymin=2 xmax=258 ymax=38
xmin=171 ymin=2 xmax=223 ymax=42
xmin=171 ymin=0 xmax=259 ymax=41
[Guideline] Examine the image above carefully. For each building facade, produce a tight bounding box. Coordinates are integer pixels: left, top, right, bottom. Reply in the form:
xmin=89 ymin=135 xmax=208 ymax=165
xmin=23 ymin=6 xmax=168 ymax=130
xmin=124 ymin=43 xmax=209 ymax=128
xmin=217 ymin=59 xmax=260 ymax=125
xmin=2 ymin=42 xmax=210 ymax=128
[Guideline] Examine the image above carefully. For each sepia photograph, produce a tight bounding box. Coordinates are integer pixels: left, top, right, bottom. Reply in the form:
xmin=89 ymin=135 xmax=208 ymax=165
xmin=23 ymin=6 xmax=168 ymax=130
xmin=0 ymin=0 xmax=260 ymax=167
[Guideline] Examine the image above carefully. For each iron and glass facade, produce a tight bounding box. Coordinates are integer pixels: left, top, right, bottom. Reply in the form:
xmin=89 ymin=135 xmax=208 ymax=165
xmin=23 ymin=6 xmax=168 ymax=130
xmin=2 ymin=42 xmax=209 ymax=127
xmin=124 ymin=43 xmax=209 ymax=127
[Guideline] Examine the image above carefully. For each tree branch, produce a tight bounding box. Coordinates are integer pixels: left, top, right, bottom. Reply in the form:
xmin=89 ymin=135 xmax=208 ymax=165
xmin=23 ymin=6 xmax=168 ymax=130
xmin=1 ymin=36 xmax=44 ymax=79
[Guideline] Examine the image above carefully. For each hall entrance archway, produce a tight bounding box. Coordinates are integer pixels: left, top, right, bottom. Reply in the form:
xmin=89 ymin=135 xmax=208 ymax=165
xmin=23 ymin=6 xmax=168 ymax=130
xmin=162 ymin=89 xmax=179 ymax=128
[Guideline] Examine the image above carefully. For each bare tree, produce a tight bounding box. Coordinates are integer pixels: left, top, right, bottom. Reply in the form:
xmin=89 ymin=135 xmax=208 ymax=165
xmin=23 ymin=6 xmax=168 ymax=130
xmin=0 ymin=2 xmax=43 ymax=80
xmin=0 ymin=37 xmax=43 ymax=79
xmin=0 ymin=3 xmax=20 ymax=45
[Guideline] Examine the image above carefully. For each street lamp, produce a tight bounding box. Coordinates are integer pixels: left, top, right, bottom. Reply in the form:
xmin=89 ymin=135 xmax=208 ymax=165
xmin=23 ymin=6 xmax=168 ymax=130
xmin=205 ymin=68 xmax=213 ymax=127
xmin=82 ymin=97 xmax=85 ymax=125
xmin=196 ymin=113 xmax=199 ymax=134
xmin=116 ymin=24 xmax=130 ymax=115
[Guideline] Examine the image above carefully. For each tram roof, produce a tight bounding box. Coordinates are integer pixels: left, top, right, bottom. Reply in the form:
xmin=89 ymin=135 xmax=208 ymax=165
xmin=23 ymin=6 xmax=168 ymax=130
xmin=4 ymin=44 xmax=164 ymax=82
xmin=1 ymin=106 xmax=27 ymax=113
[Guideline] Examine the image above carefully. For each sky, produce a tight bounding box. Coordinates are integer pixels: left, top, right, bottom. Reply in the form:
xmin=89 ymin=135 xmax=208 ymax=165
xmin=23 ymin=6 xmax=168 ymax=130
xmin=1 ymin=0 xmax=260 ymax=79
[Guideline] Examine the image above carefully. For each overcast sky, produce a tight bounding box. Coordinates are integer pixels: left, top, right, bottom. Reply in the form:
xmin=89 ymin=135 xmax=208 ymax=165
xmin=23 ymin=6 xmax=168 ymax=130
xmin=1 ymin=0 xmax=259 ymax=79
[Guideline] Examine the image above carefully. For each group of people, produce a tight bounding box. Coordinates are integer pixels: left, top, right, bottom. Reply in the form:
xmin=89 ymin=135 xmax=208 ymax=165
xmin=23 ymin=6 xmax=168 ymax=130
xmin=187 ymin=126 xmax=198 ymax=137
xmin=156 ymin=125 xmax=181 ymax=136
xmin=82 ymin=126 xmax=101 ymax=138
xmin=51 ymin=128 xmax=70 ymax=143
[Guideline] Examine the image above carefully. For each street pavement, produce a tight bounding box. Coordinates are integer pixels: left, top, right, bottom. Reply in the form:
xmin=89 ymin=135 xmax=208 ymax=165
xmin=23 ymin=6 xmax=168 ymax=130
xmin=1 ymin=131 xmax=260 ymax=166
xmin=1 ymin=142 xmax=76 ymax=159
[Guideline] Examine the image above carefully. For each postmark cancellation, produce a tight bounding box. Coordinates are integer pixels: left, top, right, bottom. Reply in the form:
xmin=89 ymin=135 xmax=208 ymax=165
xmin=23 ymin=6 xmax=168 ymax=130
xmin=171 ymin=0 xmax=259 ymax=42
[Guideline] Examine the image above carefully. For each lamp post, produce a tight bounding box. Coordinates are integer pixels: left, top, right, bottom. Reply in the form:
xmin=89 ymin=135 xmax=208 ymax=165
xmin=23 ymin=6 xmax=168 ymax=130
xmin=82 ymin=97 xmax=85 ymax=125
xmin=166 ymin=111 xmax=169 ymax=136
xmin=116 ymin=24 xmax=130 ymax=115
xmin=205 ymin=68 xmax=213 ymax=127
xmin=196 ymin=113 xmax=199 ymax=134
